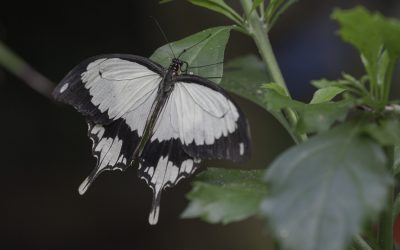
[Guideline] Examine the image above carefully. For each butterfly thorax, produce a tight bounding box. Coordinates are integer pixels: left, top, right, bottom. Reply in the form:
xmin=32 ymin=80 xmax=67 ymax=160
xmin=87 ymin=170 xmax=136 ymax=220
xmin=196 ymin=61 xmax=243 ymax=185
xmin=162 ymin=58 xmax=185 ymax=92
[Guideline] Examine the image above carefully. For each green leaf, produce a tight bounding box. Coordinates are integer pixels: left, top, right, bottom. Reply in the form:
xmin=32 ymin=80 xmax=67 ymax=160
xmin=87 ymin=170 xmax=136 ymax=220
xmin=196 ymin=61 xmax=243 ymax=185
xmin=150 ymin=26 xmax=232 ymax=84
xmin=264 ymin=90 xmax=353 ymax=133
xmin=311 ymin=74 xmax=370 ymax=101
xmin=332 ymin=7 xmax=381 ymax=74
xmin=265 ymin=0 xmax=298 ymax=30
xmin=362 ymin=118 xmax=400 ymax=146
xmin=261 ymin=124 xmax=392 ymax=250
xmin=332 ymin=7 xmax=400 ymax=100
xmin=189 ymin=0 xmax=243 ymax=25
xmin=310 ymin=86 xmax=345 ymax=104
xmin=182 ymin=168 xmax=267 ymax=224
xmin=263 ymin=82 xmax=288 ymax=97
xmin=311 ymin=78 xmax=340 ymax=89
xmin=379 ymin=16 xmax=400 ymax=57
xmin=220 ymin=54 xmax=271 ymax=109
xmin=159 ymin=0 xmax=174 ymax=3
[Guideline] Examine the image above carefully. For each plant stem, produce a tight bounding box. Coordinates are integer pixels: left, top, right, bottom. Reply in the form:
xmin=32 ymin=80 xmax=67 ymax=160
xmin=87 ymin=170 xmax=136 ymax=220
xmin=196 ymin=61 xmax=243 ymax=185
xmin=382 ymin=58 xmax=396 ymax=104
xmin=240 ymin=0 xmax=307 ymax=143
xmin=379 ymin=186 xmax=394 ymax=250
xmin=0 ymin=40 xmax=54 ymax=99
xmin=354 ymin=235 xmax=374 ymax=250
xmin=241 ymin=0 xmax=286 ymax=93
xmin=393 ymin=192 xmax=400 ymax=223
xmin=378 ymin=146 xmax=394 ymax=250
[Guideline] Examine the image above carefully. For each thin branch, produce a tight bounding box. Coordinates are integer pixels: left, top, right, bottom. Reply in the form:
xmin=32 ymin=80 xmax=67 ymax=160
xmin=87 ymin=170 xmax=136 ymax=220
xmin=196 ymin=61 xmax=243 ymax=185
xmin=0 ymin=40 xmax=55 ymax=99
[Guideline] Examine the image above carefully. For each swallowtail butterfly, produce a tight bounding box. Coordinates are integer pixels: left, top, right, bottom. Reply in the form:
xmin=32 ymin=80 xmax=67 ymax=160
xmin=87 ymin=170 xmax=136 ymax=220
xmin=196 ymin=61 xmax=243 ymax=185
xmin=53 ymin=38 xmax=251 ymax=225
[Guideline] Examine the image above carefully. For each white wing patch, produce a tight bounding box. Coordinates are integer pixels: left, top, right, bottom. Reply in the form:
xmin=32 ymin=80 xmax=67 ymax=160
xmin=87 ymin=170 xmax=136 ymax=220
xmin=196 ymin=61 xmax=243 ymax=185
xmin=140 ymin=155 xmax=199 ymax=225
xmin=152 ymin=82 xmax=239 ymax=145
xmin=60 ymin=83 xmax=69 ymax=93
xmin=79 ymin=123 xmax=131 ymax=195
xmin=81 ymin=58 xmax=162 ymax=135
xmin=239 ymin=142 xmax=244 ymax=155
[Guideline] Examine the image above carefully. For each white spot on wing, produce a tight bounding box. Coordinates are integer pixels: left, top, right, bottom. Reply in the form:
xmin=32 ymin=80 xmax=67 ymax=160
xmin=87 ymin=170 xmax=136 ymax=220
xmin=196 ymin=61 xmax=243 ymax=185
xmin=60 ymin=83 xmax=69 ymax=93
xmin=239 ymin=142 xmax=244 ymax=155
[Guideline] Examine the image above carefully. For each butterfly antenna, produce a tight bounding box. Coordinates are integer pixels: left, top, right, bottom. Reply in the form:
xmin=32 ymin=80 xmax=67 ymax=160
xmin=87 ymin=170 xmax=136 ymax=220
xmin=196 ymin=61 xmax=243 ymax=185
xmin=150 ymin=16 xmax=176 ymax=58
xmin=177 ymin=33 xmax=212 ymax=59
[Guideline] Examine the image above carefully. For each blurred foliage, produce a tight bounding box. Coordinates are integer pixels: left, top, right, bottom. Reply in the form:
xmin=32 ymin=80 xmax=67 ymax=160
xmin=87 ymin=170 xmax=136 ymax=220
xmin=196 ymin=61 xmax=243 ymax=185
xmin=176 ymin=2 xmax=400 ymax=250
xmin=181 ymin=168 xmax=266 ymax=224
xmin=262 ymin=124 xmax=392 ymax=250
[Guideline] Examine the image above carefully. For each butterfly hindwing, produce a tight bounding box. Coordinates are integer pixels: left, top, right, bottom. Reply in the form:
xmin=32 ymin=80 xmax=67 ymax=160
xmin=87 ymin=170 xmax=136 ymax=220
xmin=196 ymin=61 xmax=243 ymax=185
xmin=79 ymin=119 xmax=140 ymax=194
xmin=139 ymin=138 xmax=200 ymax=225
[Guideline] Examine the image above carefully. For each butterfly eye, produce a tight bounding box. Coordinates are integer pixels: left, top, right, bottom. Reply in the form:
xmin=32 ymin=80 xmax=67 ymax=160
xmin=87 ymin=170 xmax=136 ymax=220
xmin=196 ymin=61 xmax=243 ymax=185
xmin=180 ymin=61 xmax=188 ymax=73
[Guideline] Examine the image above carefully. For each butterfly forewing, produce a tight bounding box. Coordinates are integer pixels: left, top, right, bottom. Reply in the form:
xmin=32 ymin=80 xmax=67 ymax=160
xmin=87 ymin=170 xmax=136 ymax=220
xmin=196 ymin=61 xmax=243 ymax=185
xmin=53 ymin=54 xmax=164 ymax=125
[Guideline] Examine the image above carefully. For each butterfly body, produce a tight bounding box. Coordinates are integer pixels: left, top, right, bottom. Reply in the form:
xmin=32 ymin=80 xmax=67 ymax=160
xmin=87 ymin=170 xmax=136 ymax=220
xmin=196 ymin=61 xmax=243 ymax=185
xmin=132 ymin=58 xmax=188 ymax=163
xmin=53 ymin=53 xmax=250 ymax=225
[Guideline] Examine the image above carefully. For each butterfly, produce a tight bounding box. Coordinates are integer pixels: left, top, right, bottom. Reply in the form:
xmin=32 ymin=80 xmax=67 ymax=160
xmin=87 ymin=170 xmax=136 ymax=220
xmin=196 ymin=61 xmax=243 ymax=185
xmin=52 ymin=36 xmax=251 ymax=225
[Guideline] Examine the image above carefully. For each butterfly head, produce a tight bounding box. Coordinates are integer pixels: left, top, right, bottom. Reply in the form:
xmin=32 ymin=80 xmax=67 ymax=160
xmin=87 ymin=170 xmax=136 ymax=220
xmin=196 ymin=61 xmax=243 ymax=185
xmin=170 ymin=58 xmax=188 ymax=75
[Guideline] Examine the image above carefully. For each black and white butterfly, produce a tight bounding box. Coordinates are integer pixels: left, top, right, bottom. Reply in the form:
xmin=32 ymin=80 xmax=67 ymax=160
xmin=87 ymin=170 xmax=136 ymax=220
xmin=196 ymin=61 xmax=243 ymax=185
xmin=53 ymin=43 xmax=251 ymax=225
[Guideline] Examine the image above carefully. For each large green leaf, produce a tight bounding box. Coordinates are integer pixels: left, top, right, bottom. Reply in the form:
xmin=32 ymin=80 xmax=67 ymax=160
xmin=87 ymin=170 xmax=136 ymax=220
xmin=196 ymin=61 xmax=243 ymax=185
xmin=261 ymin=124 xmax=392 ymax=250
xmin=220 ymin=54 xmax=271 ymax=108
xmin=264 ymin=90 xmax=353 ymax=133
xmin=181 ymin=168 xmax=267 ymax=224
xmin=150 ymin=26 xmax=232 ymax=84
xmin=332 ymin=7 xmax=381 ymax=77
xmin=332 ymin=7 xmax=400 ymax=99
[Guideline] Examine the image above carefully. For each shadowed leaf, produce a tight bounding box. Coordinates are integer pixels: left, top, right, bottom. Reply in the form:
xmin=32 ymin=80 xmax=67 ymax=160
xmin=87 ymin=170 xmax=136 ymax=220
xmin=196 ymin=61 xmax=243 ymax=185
xmin=221 ymin=54 xmax=271 ymax=108
xmin=261 ymin=124 xmax=392 ymax=250
xmin=182 ymin=168 xmax=267 ymax=224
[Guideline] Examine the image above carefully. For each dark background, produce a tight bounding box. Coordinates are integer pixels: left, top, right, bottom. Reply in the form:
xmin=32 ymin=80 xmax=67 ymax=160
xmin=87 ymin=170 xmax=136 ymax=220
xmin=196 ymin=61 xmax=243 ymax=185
xmin=0 ymin=1 xmax=399 ymax=250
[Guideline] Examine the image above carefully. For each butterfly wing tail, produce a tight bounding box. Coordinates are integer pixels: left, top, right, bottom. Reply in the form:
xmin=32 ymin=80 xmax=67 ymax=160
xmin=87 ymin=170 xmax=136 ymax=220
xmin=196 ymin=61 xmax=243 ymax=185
xmin=78 ymin=167 xmax=102 ymax=195
xmin=148 ymin=189 xmax=162 ymax=225
xmin=78 ymin=177 xmax=91 ymax=195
